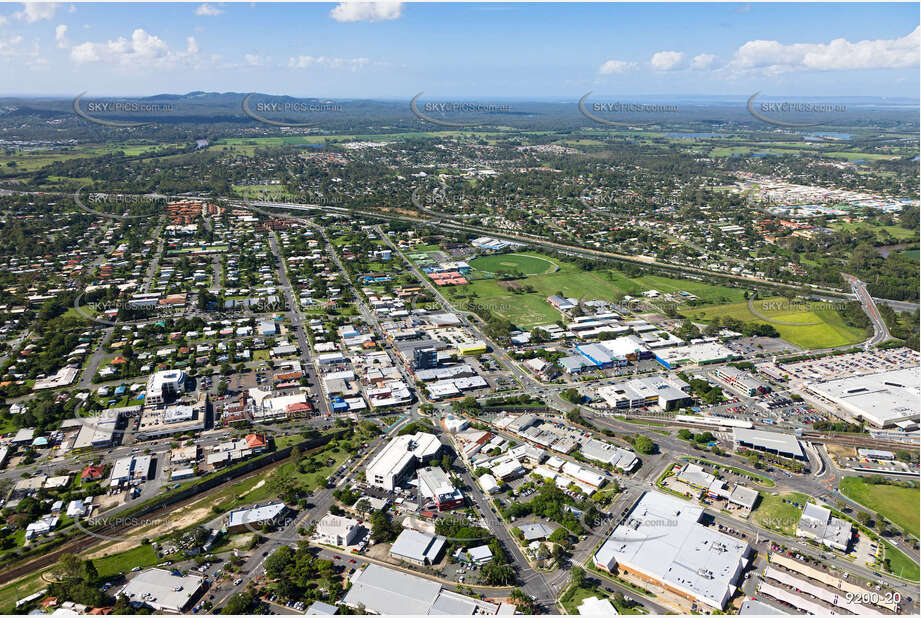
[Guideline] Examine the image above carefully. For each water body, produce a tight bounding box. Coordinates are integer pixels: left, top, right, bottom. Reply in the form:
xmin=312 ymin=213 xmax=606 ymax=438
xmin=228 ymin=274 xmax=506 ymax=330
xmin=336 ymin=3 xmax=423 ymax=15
xmin=808 ymin=132 xmax=853 ymax=140
xmin=877 ymin=243 xmax=918 ymax=258
xmin=667 ymin=132 xmax=724 ymax=139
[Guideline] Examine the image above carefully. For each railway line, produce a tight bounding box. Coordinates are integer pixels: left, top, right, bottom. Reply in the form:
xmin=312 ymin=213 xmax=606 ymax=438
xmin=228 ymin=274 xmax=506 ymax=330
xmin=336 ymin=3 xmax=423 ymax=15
xmin=0 ymin=458 xmax=283 ymax=586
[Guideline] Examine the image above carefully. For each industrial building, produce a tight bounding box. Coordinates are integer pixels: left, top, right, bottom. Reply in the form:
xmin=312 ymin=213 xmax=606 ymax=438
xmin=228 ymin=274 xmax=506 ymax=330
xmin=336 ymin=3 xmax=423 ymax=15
xmin=389 ymin=529 xmax=447 ymax=565
xmin=224 ymin=502 xmax=288 ymax=533
xmin=593 ymin=491 xmax=750 ymax=610
xmin=732 ymin=427 xmax=805 ymax=460
xmin=365 ymin=432 xmax=442 ymax=490
xmin=117 ymin=568 xmax=205 ymax=613
xmin=343 ymin=563 xmax=502 ymax=614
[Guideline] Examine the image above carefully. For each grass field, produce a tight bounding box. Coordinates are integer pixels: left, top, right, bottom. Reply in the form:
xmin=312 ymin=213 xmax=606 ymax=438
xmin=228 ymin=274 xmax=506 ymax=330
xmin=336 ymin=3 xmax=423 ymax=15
xmin=839 ymin=477 xmax=919 ymax=537
xmin=92 ymin=544 xmax=163 ymax=578
xmin=470 ymin=253 xmax=558 ymax=275
xmin=690 ymin=296 xmax=867 ymax=349
xmin=450 ymin=252 xmax=750 ymax=329
xmin=751 ymin=492 xmax=809 ymax=535
xmin=0 ymin=572 xmax=44 ymax=613
xmin=882 ymin=540 xmax=920 ymax=581
xmin=830 ymin=221 xmax=920 ymax=242
xmin=901 ymin=249 xmax=920 ymax=261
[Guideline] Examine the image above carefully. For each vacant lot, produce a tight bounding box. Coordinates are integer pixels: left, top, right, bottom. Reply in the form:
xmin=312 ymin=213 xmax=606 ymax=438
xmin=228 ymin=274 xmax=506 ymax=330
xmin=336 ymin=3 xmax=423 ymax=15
xmin=751 ymin=492 xmax=808 ymax=536
xmin=691 ymin=296 xmax=867 ymax=349
xmin=839 ymin=477 xmax=919 ymax=537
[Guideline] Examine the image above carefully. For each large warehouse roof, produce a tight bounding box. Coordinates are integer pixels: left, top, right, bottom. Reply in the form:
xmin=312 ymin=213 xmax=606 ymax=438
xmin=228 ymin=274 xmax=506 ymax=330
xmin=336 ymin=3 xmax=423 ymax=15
xmin=732 ymin=427 xmax=804 ymax=459
xmin=342 ymin=564 xmax=497 ymax=615
xmin=593 ymin=491 xmax=749 ymax=610
xmin=806 ymin=367 xmax=920 ymax=427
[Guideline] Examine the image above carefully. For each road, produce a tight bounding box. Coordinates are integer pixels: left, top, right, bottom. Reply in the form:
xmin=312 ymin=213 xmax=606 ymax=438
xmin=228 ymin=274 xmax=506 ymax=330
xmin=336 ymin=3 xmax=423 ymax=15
xmin=265 ymin=232 xmax=330 ymax=417
xmin=843 ymin=273 xmax=892 ymax=345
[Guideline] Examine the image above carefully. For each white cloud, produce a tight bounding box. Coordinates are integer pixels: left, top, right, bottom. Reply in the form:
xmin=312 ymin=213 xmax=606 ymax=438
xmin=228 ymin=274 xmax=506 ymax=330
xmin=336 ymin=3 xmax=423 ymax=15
xmin=650 ymin=50 xmax=685 ymax=71
xmin=70 ymin=28 xmax=201 ymax=68
xmin=598 ymin=59 xmax=636 ymax=75
xmin=14 ymin=2 xmax=58 ymax=23
xmin=0 ymin=16 xmax=8 ymax=26
xmin=195 ymin=3 xmax=222 ymax=17
xmin=287 ymin=55 xmax=369 ymax=70
xmin=690 ymin=53 xmax=721 ymax=70
xmin=54 ymin=23 xmax=67 ymax=47
xmin=244 ymin=53 xmax=265 ymax=66
xmin=329 ymin=2 xmax=402 ymax=22
xmin=733 ymin=26 xmax=920 ymax=73
xmin=0 ymin=34 xmax=24 ymax=56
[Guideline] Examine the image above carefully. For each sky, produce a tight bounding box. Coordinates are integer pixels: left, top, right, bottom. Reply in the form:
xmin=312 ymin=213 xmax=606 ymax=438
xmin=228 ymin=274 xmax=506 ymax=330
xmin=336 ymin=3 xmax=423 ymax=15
xmin=1 ymin=1 xmax=918 ymax=99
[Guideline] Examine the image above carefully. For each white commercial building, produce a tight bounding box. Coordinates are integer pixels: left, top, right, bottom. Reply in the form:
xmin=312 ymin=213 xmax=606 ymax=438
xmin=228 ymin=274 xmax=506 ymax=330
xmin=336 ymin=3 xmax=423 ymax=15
xmin=117 ymin=568 xmax=205 ymax=613
xmin=342 ymin=563 xmax=499 ymax=615
xmin=593 ymin=491 xmax=750 ymax=610
xmin=145 ymin=370 xmax=187 ymax=406
xmin=580 ymin=439 xmax=638 ymax=472
xmin=316 ymin=513 xmax=361 ymax=547
xmin=365 ymin=432 xmax=441 ymax=490
xmin=804 ymin=367 xmax=920 ymax=428
xmin=796 ymin=503 xmax=852 ymax=551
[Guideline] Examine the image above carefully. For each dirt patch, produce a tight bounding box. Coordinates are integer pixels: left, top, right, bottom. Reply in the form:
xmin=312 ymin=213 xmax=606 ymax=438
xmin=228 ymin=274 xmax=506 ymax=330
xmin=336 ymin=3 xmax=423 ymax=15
xmin=825 ymin=444 xmax=858 ymax=459
xmin=497 ymin=280 xmax=527 ymax=292
xmin=242 ymin=479 xmax=265 ymax=496
xmin=83 ymin=504 xmax=214 ymax=560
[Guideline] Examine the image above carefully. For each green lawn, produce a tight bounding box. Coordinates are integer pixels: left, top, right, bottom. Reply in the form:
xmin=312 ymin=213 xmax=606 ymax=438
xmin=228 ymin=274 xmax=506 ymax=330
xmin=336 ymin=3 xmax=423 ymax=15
xmin=447 ymin=252 xmax=752 ymax=329
xmin=559 ymin=584 xmax=644 ymax=615
xmin=882 ymin=540 xmax=920 ymax=581
xmin=470 ymin=253 xmax=559 ymax=275
xmin=830 ymin=221 xmax=920 ymax=242
xmin=690 ymin=296 xmax=867 ymax=349
xmin=0 ymin=572 xmax=45 ymax=613
xmin=751 ymin=492 xmax=809 ymax=536
xmin=91 ymin=544 xmax=164 ymax=578
xmin=839 ymin=477 xmax=919 ymax=537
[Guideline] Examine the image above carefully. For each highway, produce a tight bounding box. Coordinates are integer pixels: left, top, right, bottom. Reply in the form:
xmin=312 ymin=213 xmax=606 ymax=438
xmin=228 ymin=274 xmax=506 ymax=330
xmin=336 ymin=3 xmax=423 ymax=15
xmin=843 ymin=273 xmax=892 ymax=346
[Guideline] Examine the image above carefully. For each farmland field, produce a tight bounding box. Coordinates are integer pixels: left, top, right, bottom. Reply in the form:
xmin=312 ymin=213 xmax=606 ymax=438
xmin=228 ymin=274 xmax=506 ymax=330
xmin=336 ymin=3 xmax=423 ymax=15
xmin=839 ymin=476 xmax=919 ymax=537
xmin=690 ymin=296 xmax=867 ymax=349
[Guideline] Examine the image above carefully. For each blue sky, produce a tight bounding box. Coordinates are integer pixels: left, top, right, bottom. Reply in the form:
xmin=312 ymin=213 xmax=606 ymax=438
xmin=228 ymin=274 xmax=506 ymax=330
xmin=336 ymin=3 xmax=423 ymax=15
xmin=2 ymin=2 xmax=918 ymax=98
